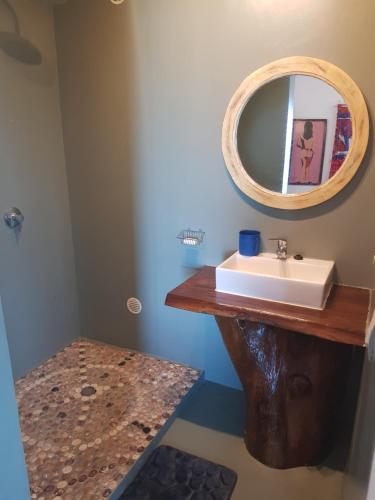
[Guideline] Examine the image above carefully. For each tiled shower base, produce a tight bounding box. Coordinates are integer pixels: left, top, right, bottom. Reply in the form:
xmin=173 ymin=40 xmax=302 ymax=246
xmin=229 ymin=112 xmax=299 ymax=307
xmin=15 ymin=339 xmax=201 ymax=500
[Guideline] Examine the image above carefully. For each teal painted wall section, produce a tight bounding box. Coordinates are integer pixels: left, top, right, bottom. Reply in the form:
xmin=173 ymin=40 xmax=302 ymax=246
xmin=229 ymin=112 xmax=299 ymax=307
xmin=0 ymin=299 xmax=29 ymax=500
xmin=54 ymin=0 xmax=375 ymax=391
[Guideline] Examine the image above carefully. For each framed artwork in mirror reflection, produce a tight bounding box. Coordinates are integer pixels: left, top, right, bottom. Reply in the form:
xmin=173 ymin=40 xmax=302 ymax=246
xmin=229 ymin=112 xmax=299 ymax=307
xmin=288 ymin=119 xmax=327 ymax=186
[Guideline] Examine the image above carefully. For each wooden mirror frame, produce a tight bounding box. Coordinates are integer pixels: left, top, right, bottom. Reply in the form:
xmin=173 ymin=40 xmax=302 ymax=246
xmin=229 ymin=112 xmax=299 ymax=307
xmin=222 ymin=56 xmax=369 ymax=210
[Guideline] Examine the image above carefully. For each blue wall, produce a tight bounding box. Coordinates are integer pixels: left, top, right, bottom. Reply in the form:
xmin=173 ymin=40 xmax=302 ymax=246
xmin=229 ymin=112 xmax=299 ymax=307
xmin=0 ymin=299 xmax=29 ymax=500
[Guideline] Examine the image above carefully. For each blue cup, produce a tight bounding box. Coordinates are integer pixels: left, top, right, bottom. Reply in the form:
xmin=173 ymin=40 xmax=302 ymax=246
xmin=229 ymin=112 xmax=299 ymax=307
xmin=239 ymin=230 xmax=260 ymax=257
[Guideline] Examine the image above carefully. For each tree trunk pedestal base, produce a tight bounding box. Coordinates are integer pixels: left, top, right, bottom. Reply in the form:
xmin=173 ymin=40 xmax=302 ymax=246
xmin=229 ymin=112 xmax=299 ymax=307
xmin=216 ymin=316 xmax=352 ymax=469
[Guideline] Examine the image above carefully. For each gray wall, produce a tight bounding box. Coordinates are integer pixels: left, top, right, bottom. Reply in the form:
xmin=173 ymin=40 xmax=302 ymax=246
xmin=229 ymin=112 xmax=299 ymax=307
xmin=238 ymin=77 xmax=289 ymax=192
xmin=0 ymin=0 xmax=80 ymax=378
xmin=342 ymin=357 xmax=375 ymax=500
xmin=55 ymin=0 xmax=141 ymax=363
xmin=342 ymin=266 xmax=375 ymax=500
xmin=55 ymin=0 xmax=375 ymax=389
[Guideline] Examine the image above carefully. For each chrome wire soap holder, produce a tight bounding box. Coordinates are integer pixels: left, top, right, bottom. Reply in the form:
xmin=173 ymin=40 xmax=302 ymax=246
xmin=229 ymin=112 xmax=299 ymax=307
xmin=177 ymin=228 xmax=205 ymax=247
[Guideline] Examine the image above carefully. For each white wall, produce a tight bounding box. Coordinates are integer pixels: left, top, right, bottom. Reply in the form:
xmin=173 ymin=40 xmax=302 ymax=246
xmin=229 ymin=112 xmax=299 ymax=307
xmin=288 ymin=75 xmax=344 ymax=194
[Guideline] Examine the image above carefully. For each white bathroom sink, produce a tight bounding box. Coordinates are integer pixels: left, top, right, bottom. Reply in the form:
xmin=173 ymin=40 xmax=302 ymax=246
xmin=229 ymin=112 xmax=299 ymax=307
xmin=215 ymin=252 xmax=335 ymax=310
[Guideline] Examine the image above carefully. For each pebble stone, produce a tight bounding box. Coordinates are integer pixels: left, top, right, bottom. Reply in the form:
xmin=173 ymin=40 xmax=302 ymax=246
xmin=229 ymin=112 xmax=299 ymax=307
xmin=16 ymin=340 xmax=200 ymax=500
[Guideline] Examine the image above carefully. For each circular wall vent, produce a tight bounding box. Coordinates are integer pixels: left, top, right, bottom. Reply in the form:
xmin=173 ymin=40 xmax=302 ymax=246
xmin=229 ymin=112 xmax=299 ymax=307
xmin=127 ymin=297 xmax=142 ymax=315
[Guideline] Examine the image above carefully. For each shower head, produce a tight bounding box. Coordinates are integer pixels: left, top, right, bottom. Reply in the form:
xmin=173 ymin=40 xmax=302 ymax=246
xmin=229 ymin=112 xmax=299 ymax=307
xmin=0 ymin=31 xmax=41 ymax=65
xmin=0 ymin=0 xmax=42 ymax=65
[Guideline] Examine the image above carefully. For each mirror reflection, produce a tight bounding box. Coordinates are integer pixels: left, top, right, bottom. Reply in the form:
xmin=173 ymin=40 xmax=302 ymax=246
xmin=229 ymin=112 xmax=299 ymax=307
xmin=237 ymin=76 xmax=352 ymax=194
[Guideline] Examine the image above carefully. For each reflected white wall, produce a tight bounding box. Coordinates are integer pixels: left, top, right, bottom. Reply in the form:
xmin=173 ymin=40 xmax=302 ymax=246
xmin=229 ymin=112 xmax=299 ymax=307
xmin=287 ymin=75 xmax=344 ymax=194
xmin=282 ymin=76 xmax=295 ymax=194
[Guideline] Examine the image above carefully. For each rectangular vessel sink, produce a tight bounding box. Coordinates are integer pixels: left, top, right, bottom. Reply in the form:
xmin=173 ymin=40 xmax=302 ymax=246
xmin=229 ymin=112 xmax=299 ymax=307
xmin=216 ymin=252 xmax=335 ymax=310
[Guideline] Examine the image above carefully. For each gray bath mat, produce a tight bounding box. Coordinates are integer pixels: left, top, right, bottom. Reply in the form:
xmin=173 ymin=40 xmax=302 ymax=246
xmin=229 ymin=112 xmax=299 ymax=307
xmin=120 ymin=445 xmax=237 ymax=499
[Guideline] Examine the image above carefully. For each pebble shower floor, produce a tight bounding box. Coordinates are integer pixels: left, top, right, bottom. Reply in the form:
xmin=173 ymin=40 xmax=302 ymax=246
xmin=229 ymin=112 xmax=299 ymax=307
xmin=15 ymin=339 xmax=200 ymax=499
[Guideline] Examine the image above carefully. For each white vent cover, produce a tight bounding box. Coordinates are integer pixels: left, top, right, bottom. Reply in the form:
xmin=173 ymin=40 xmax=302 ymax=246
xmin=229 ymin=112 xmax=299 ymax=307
xmin=127 ymin=297 xmax=142 ymax=315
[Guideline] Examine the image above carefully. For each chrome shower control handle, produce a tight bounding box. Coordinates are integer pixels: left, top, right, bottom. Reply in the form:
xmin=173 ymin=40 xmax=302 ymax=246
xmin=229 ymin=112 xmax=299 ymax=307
xmin=4 ymin=207 xmax=24 ymax=229
xmin=269 ymin=238 xmax=288 ymax=260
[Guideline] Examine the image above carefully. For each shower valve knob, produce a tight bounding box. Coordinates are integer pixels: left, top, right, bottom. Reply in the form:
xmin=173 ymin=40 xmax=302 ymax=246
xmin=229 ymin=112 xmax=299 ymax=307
xmin=3 ymin=207 xmax=24 ymax=229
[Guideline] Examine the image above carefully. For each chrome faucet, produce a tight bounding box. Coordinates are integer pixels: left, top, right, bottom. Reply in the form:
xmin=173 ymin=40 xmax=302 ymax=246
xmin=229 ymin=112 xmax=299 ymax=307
xmin=269 ymin=238 xmax=288 ymax=260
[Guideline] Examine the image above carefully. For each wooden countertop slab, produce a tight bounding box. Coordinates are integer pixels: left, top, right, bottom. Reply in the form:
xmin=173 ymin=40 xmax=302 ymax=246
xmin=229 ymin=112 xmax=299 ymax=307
xmin=165 ymin=266 xmax=369 ymax=346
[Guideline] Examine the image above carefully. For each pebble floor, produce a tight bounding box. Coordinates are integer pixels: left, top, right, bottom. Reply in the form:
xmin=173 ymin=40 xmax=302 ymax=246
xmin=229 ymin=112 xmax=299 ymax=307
xmin=15 ymin=339 xmax=201 ymax=500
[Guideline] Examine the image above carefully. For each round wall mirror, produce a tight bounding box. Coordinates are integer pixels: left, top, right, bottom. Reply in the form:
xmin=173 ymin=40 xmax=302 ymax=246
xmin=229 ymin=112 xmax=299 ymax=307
xmin=222 ymin=57 xmax=369 ymax=209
